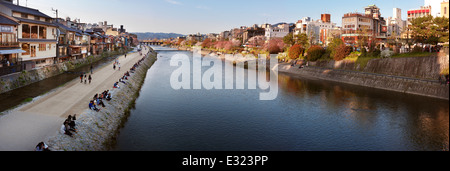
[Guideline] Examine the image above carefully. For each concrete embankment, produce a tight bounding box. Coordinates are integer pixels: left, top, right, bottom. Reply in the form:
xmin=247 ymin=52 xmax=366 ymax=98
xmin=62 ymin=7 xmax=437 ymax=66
xmin=46 ymin=49 xmax=158 ymax=151
xmin=277 ymin=63 xmax=449 ymax=100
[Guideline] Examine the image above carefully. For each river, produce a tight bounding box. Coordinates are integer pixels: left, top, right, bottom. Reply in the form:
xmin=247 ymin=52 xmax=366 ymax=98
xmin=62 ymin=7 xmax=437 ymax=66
xmin=115 ymin=46 xmax=448 ymax=151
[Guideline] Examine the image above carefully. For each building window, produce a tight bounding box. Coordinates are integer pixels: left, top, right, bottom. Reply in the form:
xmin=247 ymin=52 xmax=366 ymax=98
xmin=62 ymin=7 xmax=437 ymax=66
xmin=22 ymin=24 xmax=30 ymax=39
xmin=39 ymin=44 xmax=46 ymax=51
xmin=21 ymin=43 xmax=30 ymax=55
xmin=31 ymin=26 xmax=38 ymax=39
xmin=21 ymin=13 xmax=28 ymax=18
xmin=34 ymin=16 xmax=40 ymax=21
xmin=39 ymin=26 xmax=46 ymax=39
xmin=445 ymin=7 xmax=447 ymax=15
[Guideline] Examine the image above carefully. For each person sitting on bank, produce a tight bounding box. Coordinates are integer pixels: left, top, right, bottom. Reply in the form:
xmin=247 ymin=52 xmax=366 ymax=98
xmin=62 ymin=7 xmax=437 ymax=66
xmin=60 ymin=123 xmax=73 ymax=137
xmin=89 ymin=100 xmax=100 ymax=112
xmin=65 ymin=115 xmax=77 ymax=132
xmin=35 ymin=142 xmax=51 ymax=151
xmin=105 ymin=92 xmax=112 ymax=101
xmin=113 ymin=82 xmax=120 ymax=89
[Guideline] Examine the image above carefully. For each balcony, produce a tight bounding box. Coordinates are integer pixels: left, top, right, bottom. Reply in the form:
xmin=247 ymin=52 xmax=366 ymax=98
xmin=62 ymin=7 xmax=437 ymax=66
xmin=0 ymin=42 xmax=20 ymax=48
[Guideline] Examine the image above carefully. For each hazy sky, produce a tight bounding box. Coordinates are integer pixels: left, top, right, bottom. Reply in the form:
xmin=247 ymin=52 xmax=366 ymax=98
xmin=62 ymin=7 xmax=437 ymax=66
xmin=20 ymin=0 xmax=425 ymax=34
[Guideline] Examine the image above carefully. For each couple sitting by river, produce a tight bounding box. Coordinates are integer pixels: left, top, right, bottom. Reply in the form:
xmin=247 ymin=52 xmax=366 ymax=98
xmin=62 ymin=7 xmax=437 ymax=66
xmin=60 ymin=115 xmax=77 ymax=137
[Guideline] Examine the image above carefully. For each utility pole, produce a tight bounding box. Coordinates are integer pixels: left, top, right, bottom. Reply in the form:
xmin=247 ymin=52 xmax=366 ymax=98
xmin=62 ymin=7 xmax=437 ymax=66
xmin=52 ymin=8 xmax=58 ymax=22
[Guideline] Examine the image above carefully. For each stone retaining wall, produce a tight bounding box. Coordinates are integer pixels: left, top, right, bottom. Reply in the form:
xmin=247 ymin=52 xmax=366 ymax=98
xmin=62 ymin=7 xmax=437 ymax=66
xmin=46 ymin=50 xmax=158 ymax=151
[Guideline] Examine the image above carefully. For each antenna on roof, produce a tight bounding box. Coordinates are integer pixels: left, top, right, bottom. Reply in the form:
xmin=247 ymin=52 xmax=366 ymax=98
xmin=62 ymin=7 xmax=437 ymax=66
xmin=52 ymin=8 xmax=58 ymax=22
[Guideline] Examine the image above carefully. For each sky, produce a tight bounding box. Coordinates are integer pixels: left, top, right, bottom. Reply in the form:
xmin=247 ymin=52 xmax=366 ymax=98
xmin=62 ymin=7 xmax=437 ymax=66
xmin=18 ymin=0 xmax=426 ymax=35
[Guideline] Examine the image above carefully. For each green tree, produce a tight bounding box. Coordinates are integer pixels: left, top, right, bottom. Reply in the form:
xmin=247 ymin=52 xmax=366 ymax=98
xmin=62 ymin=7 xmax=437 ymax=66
xmin=283 ymin=33 xmax=295 ymax=46
xmin=410 ymin=16 xmax=449 ymax=45
xmin=327 ymin=37 xmax=344 ymax=59
xmin=296 ymin=33 xmax=310 ymax=48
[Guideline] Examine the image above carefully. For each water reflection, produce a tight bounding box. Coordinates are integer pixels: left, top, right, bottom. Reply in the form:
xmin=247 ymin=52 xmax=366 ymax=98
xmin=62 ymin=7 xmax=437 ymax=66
xmin=278 ymin=73 xmax=449 ymax=151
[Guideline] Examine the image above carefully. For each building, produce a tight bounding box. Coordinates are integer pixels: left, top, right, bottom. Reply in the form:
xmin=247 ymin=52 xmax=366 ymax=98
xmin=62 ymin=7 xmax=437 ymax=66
xmin=321 ymin=14 xmax=331 ymax=23
xmin=1 ymin=0 xmax=58 ymax=70
xmin=407 ymin=6 xmax=432 ymax=24
xmin=386 ymin=8 xmax=406 ymax=37
xmin=442 ymin=0 xmax=449 ymax=18
xmin=265 ymin=23 xmax=290 ymax=40
xmin=243 ymin=24 xmax=265 ymax=43
xmin=0 ymin=11 xmax=24 ymax=76
xmin=365 ymin=5 xmax=387 ymax=39
xmin=295 ymin=15 xmax=337 ymax=46
xmin=425 ymin=0 xmax=444 ymax=17
xmin=341 ymin=13 xmax=374 ymax=45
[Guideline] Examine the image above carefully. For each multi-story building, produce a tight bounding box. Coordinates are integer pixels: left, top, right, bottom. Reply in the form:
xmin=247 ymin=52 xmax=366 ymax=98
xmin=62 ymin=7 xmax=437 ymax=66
xmin=341 ymin=13 xmax=373 ymax=45
xmin=1 ymin=0 xmax=58 ymax=70
xmin=365 ymin=5 xmax=387 ymax=39
xmin=407 ymin=6 xmax=432 ymax=24
xmin=341 ymin=5 xmax=387 ymax=46
xmin=265 ymin=23 xmax=290 ymax=40
xmin=386 ymin=8 xmax=406 ymax=37
xmin=295 ymin=15 xmax=337 ymax=46
xmin=425 ymin=0 xmax=444 ymax=17
xmin=0 ymin=11 xmax=23 ymax=75
xmin=442 ymin=0 xmax=449 ymax=18
xmin=243 ymin=24 xmax=265 ymax=44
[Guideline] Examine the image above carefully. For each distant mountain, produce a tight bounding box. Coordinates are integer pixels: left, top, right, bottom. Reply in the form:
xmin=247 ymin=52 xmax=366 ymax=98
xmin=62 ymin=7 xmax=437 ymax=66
xmin=132 ymin=32 xmax=185 ymax=40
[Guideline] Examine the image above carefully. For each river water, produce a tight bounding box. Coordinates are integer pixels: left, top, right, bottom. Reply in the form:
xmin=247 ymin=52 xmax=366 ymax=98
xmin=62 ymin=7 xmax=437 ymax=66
xmin=115 ymin=46 xmax=448 ymax=151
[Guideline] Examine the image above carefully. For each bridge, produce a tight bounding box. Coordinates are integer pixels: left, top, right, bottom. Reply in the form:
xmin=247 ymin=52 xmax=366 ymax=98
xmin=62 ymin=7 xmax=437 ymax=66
xmin=140 ymin=40 xmax=163 ymax=46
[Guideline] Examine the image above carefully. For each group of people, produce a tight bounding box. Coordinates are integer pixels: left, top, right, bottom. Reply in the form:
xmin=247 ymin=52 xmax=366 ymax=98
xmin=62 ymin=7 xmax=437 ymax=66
xmin=89 ymin=90 xmax=112 ymax=112
xmin=60 ymin=114 xmax=77 ymax=137
xmin=80 ymin=73 xmax=93 ymax=84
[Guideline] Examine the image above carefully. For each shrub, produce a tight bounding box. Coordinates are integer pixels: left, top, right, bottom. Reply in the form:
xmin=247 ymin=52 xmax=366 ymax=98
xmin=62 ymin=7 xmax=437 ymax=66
xmin=289 ymin=44 xmax=304 ymax=59
xmin=333 ymin=44 xmax=351 ymax=61
xmin=380 ymin=49 xmax=394 ymax=58
xmin=412 ymin=46 xmax=423 ymax=53
xmin=307 ymin=45 xmax=325 ymax=61
xmin=361 ymin=47 xmax=367 ymax=57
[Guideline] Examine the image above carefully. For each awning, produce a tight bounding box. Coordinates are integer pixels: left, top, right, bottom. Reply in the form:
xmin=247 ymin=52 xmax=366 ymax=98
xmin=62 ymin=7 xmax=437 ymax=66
xmin=0 ymin=49 xmax=26 ymax=55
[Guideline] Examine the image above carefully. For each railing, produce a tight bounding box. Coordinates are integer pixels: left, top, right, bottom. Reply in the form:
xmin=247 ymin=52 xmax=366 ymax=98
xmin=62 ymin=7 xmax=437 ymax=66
xmin=0 ymin=42 xmax=20 ymax=47
xmin=0 ymin=64 xmax=23 ymax=77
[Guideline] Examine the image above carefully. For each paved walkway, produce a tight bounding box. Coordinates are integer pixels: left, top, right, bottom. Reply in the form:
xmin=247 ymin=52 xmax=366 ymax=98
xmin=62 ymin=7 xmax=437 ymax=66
xmin=0 ymin=48 xmax=149 ymax=151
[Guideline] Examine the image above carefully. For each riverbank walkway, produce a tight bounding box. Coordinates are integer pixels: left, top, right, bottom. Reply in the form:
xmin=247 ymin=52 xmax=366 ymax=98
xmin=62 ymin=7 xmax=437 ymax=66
xmin=0 ymin=47 xmax=150 ymax=151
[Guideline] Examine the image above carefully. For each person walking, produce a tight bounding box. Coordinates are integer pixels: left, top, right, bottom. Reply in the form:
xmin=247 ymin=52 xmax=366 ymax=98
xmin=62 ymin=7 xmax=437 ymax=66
xmin=90 ymin=65 xmax=93 ymax=74
xmin=118 ymin=63 xmax=121 ymax=71
xmin=88 ymin=75 xmax=92 ymax=84
xmin=113 ymin=63 xmax=116 ymax=70
xmin=80 ymin=74 xmax=83 ymax=83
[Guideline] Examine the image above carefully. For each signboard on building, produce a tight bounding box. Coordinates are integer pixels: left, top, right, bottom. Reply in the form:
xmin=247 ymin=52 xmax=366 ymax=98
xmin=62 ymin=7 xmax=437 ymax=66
xmin=381 ymin=26 xmax=387 ymax=33
xmin=0 ymin=25 xmax=14 ymax=33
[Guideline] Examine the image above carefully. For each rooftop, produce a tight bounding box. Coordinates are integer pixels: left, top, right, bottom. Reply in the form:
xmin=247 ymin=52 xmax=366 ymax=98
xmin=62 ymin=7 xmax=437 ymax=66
xmin=0 ymin=1 xmax=52 ymax=18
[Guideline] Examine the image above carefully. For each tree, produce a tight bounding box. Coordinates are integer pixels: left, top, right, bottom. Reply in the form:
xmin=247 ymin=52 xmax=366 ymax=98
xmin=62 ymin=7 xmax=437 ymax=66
xmin=327 ymin=37 xmax=344 ymax=59
xmin=333 ymin=44 xmax=351 ymax=61
xmin=410 ymin=16 xmax=449 ymax=45
xmin=306 ymin=45 xmax=325 ymax=61
xmin=288 ymin=44 xmax=304 ymax=59
xmin=202 ymin=38 xmax=212 ymax=48
xmin=296 ymin=33 xmax=310 ymax=48
xmin=283 ymin=33 xmax=295 ymax=46
xmin=265 ymin=38 xmax=285 ymax=54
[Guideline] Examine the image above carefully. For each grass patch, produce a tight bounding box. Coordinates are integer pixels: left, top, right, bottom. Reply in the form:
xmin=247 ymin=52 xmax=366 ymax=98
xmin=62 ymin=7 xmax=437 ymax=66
xmin=392 ymin=52 xmax=438 ymax=58
xmin=23 ymin=98 xmax=33 ymax=103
